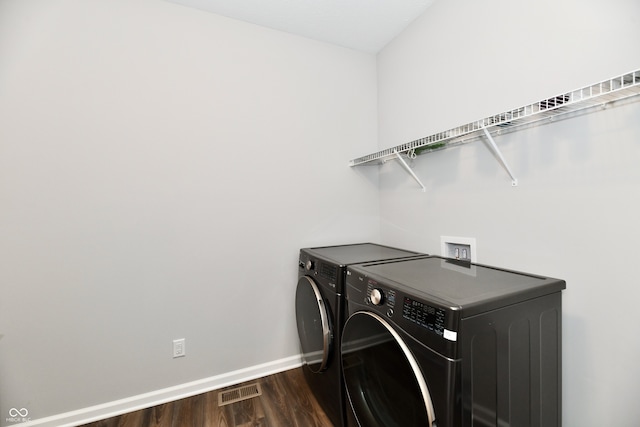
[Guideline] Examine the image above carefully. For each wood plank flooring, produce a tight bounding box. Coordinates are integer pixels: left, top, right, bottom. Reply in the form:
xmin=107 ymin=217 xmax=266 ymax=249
xmin=79 ymin=367 xmax=333 ymax=427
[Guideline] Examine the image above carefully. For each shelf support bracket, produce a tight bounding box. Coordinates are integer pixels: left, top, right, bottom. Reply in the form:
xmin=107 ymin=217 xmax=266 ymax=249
xmin=393 ymin=150 xmax=426 ymax=192
xmin=481 ymin=127 xmax=518 ymax=186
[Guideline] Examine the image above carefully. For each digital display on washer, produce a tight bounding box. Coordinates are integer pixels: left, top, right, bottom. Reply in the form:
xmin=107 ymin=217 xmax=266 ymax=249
xmin=402 ymin=297 xmax=446 ymax=335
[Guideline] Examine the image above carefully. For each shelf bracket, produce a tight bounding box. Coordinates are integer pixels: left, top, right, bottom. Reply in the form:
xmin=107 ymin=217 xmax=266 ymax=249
xmin=393 ymin=150 xmax=426 ymax=192
xmin=481 ymin=127 xmax=518 ymax=186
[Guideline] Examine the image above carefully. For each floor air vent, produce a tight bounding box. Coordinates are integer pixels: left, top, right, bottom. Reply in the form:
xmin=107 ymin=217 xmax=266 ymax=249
xmin=218 ymin=383 xmax=262 ymax=406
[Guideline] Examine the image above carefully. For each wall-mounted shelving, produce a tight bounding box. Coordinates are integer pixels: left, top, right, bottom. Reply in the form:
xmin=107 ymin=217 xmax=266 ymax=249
xmin=349 ymin=69 xmax=640 ymax=190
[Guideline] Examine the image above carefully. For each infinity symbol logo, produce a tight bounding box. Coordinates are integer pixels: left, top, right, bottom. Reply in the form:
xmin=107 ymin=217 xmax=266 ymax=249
xmin=9 ymin=408 xmax=28 ymax=417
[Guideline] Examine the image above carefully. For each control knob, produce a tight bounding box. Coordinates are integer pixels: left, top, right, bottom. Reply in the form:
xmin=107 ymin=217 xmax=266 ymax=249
xmin=370 ymin=288 xmax=384 ymax=306
xmin=305 ymin=260 xmax=315 ymax=271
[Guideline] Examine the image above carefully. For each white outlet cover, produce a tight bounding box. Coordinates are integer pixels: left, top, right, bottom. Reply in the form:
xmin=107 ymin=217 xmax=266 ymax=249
xmin=173 ymin=338 xmax=186 ymax=358
xmin=440 ymin=236 xmax=477 ymax=262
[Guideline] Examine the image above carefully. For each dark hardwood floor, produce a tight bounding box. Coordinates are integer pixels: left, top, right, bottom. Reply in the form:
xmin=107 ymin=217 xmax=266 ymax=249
xmin=80 ymin=367 xmax=333 ymax=427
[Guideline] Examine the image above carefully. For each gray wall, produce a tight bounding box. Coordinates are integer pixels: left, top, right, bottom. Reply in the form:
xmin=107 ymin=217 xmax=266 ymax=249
xmin=0 ymin=0 xmax=380 ymax=425
xmin=2 ymin=0 xmax=639 ymax=426
xmin=376 ymin=0 xmax=640 ymax=426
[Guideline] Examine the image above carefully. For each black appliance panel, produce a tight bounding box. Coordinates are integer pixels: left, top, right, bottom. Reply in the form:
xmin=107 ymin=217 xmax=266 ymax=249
xmin=295 ymin=243 xmax=425 ymax=427
xmin=346 ymin=270 xmax=459 ymax=359
xmin=306 ymin=243 xmax=422 ymax=268
xmin=342 ymin=255 xmax=565 ymax=427
xmin=350 ymin=256 xmax=565 ymax=317
xmin=342 ymin=300 xmax=461 ymax=427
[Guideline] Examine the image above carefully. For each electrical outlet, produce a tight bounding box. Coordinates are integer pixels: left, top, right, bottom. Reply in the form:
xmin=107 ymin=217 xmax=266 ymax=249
xmin=447 ymin=243 xmax=471 ymax=261
xmin=441 ymin=236 xmax=476 ymax=262
xmin=173 ymin=338 xmax=186 ymax=358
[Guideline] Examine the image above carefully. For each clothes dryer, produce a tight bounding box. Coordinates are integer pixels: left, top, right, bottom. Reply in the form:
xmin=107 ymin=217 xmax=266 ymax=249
xmin=341 ymin=256 xmax=566 ymax=427
xmin=295 ymin=243 xmax=423 ymax=427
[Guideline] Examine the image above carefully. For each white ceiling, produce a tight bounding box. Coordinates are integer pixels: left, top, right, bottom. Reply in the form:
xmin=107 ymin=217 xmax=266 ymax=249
xmin=165 ymin=0 xmax=436 ymax=53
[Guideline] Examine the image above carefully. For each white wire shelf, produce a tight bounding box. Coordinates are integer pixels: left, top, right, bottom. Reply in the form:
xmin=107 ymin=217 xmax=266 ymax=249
xmin=349 ymin=69 xmax=640 ymax=167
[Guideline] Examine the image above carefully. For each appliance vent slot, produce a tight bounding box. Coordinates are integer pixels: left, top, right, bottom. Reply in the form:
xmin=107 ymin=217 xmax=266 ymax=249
xmin=218 ymin=383 xmax=262 ymax=407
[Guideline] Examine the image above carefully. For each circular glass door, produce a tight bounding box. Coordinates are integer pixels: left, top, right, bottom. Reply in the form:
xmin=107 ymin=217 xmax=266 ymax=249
xmin=341 ymin=311 xmax=436 ymax=427
xmin=295 ymin=275 xmax=332 ymax=373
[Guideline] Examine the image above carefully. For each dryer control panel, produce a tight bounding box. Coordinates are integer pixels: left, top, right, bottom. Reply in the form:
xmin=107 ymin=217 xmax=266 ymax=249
xmin=299 ymin=253 xmax=340 ymax=293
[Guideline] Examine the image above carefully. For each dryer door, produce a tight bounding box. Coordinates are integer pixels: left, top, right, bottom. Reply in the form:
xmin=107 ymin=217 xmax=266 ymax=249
xmin=341 ymin=311 xmax=436 ymax=427
xmin=295 ymin=275 xmax=332 ymax=373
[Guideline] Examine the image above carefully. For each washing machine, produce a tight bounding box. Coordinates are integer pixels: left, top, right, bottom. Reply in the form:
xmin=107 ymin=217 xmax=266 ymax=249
xmin=295 ymin=243 xmax=424 ymax=427
xmin=341 ymin=256 xmax=566 ymax=427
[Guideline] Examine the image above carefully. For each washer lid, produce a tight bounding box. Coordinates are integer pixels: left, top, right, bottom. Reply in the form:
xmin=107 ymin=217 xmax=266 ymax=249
xmin=303 ymin=243 xmax=422 ymax=267
xmin=349 ymin=256 xmax=566 ymax=316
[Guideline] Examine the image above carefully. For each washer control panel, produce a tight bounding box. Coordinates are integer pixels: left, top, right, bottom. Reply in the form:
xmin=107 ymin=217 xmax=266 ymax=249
xmin=366 ymin=281 xmax=396 ymax=318
xmin=348 ymin=265 xmax=459 ymax=357
xmin=402 ymin=297 xmax=446 ymax=337
xmin=364 ymin=280 xmax=447 ymax=338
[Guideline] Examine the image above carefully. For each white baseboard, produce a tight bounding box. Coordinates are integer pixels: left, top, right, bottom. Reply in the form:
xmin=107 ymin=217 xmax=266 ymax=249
xmin=20 ymin=355 xmax=303 ymax=427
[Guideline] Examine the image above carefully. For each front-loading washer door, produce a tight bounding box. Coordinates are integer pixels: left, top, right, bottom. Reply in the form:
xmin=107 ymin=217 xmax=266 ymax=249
xmin=295 ymin=275 xmax=332 ymax=373
xmin=341 ymin=311 xmax=436 ymax=427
